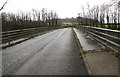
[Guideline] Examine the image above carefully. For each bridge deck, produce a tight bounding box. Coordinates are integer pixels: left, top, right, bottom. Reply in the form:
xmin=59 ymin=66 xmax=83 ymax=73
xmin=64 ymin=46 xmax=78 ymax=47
xmin=2 ymin=28 xmax=118 ymax=75
xmin=74 ymin=28 xmax=118 ymax=75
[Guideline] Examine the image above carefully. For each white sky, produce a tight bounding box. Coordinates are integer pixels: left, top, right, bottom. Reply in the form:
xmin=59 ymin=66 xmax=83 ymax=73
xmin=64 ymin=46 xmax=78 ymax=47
xmin=0 ymin=0 xmax=111 ymax=18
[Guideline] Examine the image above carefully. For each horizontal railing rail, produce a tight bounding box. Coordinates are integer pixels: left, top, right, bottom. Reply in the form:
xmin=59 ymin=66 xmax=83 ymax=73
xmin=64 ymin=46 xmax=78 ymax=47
xmin=1 ymin=26 xmax=60 ymax=44
xmin=75 ymin=25 xmax=120 ymax=55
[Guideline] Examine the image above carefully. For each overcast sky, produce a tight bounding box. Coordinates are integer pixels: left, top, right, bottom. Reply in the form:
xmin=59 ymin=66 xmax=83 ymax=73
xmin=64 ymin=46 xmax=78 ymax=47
xmin=0 ymin=0 xmax=111 ymax=18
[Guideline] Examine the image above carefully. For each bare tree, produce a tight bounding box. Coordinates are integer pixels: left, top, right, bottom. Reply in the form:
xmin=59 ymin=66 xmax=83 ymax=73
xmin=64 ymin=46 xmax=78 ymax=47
xmin=2 ymin=8 xmax=59 ymax=31
xmin=94 ymin=6 xmax=99 ymax=27
xmin=50 ymin=11 xmax=54 ymax=26
xmin=42 ymin=8 xmax=46 ymax=26
xmin=77 ymin=0 xmax=119 ymax=30
xmin=100 ymin=4 xmax=106 ymax=28
xmin=113 ymin=7 xmax=117 ymax=28
xmin=118 ymin=1 xmax=120 ymax=27
xmin=48 ymin=13 xmax=51 ymax=26
xmin=54 ymin=12 xmax=58 ymax=26
xmin=87 ymin=3 xmax=92 ymax=26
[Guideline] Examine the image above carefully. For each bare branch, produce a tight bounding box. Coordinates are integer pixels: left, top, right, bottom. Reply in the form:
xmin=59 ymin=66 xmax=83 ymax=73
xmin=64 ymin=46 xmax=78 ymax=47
xmin=0 ymin=0 xmax=8 ymax=11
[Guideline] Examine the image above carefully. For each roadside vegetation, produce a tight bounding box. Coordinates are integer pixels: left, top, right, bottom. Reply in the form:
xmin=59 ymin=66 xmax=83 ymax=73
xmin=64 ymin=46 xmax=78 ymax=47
xmin=77 ymin=0 xmax=120 ymax=30
xmin=1 ymin=8 xmax=60 ymax=31
xmin=60 ymin=18 xmax=78 ymax=27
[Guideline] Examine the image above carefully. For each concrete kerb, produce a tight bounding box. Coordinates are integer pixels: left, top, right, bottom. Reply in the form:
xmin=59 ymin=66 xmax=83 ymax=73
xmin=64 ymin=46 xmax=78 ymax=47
xmin=72 ymin=28 xmax=92 ymax=75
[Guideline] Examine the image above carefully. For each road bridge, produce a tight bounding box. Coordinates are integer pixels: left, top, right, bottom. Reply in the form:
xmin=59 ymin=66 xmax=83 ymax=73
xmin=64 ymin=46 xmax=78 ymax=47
xmin=1 ymin=27 xmax=119 ymax=76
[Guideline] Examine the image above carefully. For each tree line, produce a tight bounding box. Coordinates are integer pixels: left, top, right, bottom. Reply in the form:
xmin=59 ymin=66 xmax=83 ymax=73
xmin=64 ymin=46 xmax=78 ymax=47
xmin=77 ymin=0 xmax=120 ymax=30
xmin=1 ymin=8 xmax=60 ymax=31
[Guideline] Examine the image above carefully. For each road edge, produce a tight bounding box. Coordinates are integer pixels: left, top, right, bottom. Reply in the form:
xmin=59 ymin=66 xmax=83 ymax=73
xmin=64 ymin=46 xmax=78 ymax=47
xmin=72 ymin=28 xmax=92 ymax=75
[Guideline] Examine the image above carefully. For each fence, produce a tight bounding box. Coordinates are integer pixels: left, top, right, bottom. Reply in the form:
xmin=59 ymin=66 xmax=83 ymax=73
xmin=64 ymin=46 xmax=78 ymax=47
xmin=1 ymin=27 xmax=60 ymax=44
xmin=75 ymin=25 xmax=120 ymax=55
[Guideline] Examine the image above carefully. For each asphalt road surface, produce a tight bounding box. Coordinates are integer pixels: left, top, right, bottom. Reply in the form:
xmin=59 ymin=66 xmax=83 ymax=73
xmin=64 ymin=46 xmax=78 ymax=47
xmin=3 ymin=28 xmax=88 ymax=75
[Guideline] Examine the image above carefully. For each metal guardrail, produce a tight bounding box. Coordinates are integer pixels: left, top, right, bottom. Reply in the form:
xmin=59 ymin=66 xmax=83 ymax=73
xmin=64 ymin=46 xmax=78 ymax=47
xmin=1 ymin=27 xmax=60 ymax=44
xmin=75 ymin=25 xmax=120 ymax=55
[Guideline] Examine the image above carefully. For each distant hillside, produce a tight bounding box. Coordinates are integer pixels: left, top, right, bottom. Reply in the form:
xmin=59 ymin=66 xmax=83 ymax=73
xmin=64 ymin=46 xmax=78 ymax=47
xmin=59 ymin=18 xmax=77 ymax=23
xmin=58 ymin=18 xmax=78 ymax=26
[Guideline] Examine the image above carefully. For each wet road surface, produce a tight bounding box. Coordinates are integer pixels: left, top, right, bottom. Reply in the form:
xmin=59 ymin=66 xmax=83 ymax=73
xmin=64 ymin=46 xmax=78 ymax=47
xmin=3 ymin=28 xmax=88 ymax=75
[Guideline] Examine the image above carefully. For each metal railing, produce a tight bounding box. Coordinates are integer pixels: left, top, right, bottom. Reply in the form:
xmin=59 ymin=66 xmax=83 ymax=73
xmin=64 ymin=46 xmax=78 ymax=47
xmin=1 ymin=27 xmax=60 ymax=44
xmin=75 ymin=25 xmax=120 ymax=55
